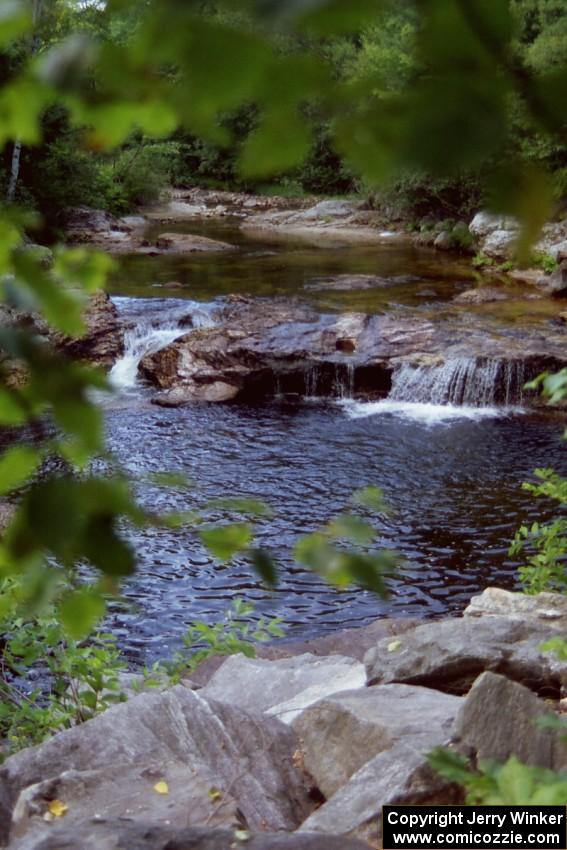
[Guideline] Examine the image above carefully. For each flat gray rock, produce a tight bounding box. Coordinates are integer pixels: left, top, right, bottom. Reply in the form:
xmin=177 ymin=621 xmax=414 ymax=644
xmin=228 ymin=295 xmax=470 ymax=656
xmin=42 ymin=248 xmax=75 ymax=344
xmin=8 ymin=821 xmax=371 ymax=850
xmin=0 ymin=686 xmax=312 ymax=848
xmin=364 ymin=616 xmax=567 ymax=696
xmin=293 ymin=683 xmax=461 ymax=797
xmin=299 ymin=741 xmax=459 ymax=845
xmin=201 ymin=653 xmax=366 ymax=724
xmin=465 ymin=587 xmax=567 ymax=632
xmin=451 ymin=671 xmax=567 ymax=770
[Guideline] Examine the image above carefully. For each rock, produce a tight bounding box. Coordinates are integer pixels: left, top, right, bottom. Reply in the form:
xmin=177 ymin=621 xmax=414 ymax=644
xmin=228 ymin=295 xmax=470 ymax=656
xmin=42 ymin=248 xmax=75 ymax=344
xmin=544 ymin=240 xmax=567 ymax=263
xmin=0 ymin=502 xmax=15 ymax=535
xmin=152 ymin=381 xmax=240 ymax=406
xmin=482 ymin=229 xmax=518 ymax=259
xmin=364 ymin=616 xmax=567 ymax=696
xmin=15 ymin=243 xmax=53 ymax=269
xmin=451 ymin=672 xmax=567 ymax=770
xmin=433 ymin=230 xmax=455 ymax=251
xmin=161 ymin=280 xmax=184 ymax=290
xmin=53 ymin=291 xmax=123 ymax=368
xmin=464 ymin=587 xmax=567 ymax=632
xmin=453 ymin=287 xmax=512 ymax=304
xmin=152 ymin=233 xmax=235 ymax=253
xmin=65 ymin=206 xmax=118 ymax=235
xmin=296 ymin=200 xmax=358 ymax=220
xmin=469 ymin=212 xmax=518 ymax=238
xmin=118 ymin=215 xmax=146 ymax=230
xmin=537 ymin=260 xmax=567 ymax=295
xmin=305 ymin=274 xmax=417 ymax=291
xmin=0 ymin=686 xmax=313 ymax=847
xmin=8 ymin=820 xmax=371 ymax=850
xmin=137 ymin=296 xmax=567 ymax=406
xmin=299 ymin=741 xmax=460 ymax=845
xmin=200 ymin=653 xmax=366 ymax=724
xmin=293 ymin=683 xmax=461 ymax=797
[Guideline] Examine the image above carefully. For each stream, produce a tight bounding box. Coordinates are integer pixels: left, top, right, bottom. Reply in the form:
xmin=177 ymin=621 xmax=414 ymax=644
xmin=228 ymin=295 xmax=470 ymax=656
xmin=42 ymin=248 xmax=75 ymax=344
xmin=102 ymin=217 xmax=567 ymax=664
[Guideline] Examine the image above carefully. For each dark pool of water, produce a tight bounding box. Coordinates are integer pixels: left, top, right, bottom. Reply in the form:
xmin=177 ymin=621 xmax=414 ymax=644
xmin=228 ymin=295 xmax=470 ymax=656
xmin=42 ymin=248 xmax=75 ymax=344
xmin=104 ymin=396 xmax=567 ymax=663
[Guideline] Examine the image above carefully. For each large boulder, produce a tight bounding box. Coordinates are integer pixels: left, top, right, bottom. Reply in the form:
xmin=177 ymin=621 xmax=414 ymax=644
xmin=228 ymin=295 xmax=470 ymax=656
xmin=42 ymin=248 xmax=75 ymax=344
xmin=298 ymin=741 xmax=460 ymax=845
xmin=53 ymin=291 xmax=123 ymax=368
xmin=0 ymin=686 xmax=313 ymax=848
xmin=151 ymin=233 xmax=235 ymax=253
xmin=464 ymin=587 xmax=567 ymax=632
xmin=364 ymin=616 xmax=567 ymax=696
xmin=469 ymin=212 xmax=518 ymax=239
xmin=452 ymin=672 xmax=567 ymax=770
xmin=8 ymin=821 xmax=371 ymax=850
xmin=537 ymin=260 xmax=567 ymax=296
xmin=200 ymin=653 xmax=366 ymax=724
xmin=292 ymin=683 xmax=461 ymax=797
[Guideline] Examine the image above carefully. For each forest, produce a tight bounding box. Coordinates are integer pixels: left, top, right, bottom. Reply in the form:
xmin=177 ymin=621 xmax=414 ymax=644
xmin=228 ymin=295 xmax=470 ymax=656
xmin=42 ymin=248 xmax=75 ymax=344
xmin=0 ymin=1 xmax=567 ymax=848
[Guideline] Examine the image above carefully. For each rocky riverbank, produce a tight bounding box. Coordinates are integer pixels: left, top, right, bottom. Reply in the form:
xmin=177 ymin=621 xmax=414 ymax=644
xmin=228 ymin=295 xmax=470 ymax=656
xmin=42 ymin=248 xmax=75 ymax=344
xmin=1 ymin=588 xmax=566 ymax=850
xmin=137 ymin=295 xmax=567 ymax=406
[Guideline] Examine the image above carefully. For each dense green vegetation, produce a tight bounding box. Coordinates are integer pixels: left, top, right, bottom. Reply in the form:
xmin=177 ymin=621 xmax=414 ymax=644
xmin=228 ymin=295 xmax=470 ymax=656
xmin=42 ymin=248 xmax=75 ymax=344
xmin=2 ymin=0 xmax=566 ymax=233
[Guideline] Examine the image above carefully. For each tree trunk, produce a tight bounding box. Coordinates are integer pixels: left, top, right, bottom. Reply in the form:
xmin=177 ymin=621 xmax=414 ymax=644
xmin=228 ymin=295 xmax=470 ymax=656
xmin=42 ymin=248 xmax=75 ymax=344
xmin=6 ymin=142 xmax=22 ymax=203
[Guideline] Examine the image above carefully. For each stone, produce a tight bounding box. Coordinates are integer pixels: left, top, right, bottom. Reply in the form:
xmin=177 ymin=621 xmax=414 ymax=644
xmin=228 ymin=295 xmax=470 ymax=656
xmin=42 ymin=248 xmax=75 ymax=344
xmin=464 ymin=587 xmax=567 ymax=632
xmin=299 ymin=741 xmax=460 ymax=845
xmin=545 ymin=240 xmax=567 ymax=263
xmin=451 ymin=672 xmax=567 ymax=771
xmin=200 ymin=653 xmax=366 ymax=724
xmin=469 ymin=211 xmax=518 ymax=238
xmin=364 ymin=616 xmax=567 ymax=696
xmin=433 ymin=230 xmax=455 ymax=251
xmin=152 ymin=381 xmax=240 ymax=406
xmin=293 ymin=683 xmax=461 ymax=797
xmin=453 ymin=287 xmax=512 ymax=304
xmin=296 ymin=200 xmax=358 ymax=220
xmin=304 ymin=273 xmax=416 ymax=291
xmin=53 ymin=291 xmax=123 ymax=368
xmin=0 ymin=686 xmax=313 ymax=847
xmin=15 ymin=244 xmax=53 ymax=269
xmin=152 ymin=233 xmax=235 ymax=253
xmin=482 ymin=229 xmax=518 ymax=259
xmin=8 ymin=821 xmax=371 ymax=850
xmin=537 ymin=261 xmax=567 ymax=295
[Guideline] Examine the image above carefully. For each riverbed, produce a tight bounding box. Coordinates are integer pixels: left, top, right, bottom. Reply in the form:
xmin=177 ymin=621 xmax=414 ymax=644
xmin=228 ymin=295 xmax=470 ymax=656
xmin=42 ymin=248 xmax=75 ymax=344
xmin=103 ymin=216 xmax=567 ymax=663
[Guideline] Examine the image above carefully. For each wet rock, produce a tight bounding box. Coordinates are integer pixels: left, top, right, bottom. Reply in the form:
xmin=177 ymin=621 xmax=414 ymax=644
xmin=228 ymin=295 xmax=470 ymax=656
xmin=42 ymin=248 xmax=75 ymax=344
xmin=0 ymin=686 xmax=312 ymax=847
xmin=304 ymin=273 xmax=417 ymax=291
xmin=152 ymin=233 xmax=235 ymax=253
xmin=293 ymin=683 xmax=461 ymax=797
xmin=152 ymin=381 xmax=240 ymax=406
xmin=8 ymin=821 xmax=371 ymax=850
xmin=201 ymin=653 xmax=366 ymax=725
xmin=298 ymin=741 xmax=460 ymax=845
xmin=451 ymin=672 xmax=567 ymax=770
xmin=453 ymin=287 xmax=512 ymax=304
xmin=295 ymin=200 xmax=358 ymax=220
xmin=537 ymin=260 xmax=567 ymax=295
xmin=364 ymin=616 xmax=567 ymax=696
xmin=65 ymin=206 xmax=119 ymax=235
xmin=53 ymin=291 xmax=123 ymax=368
xmin=464 ymin=587 xmax=567 ymax=632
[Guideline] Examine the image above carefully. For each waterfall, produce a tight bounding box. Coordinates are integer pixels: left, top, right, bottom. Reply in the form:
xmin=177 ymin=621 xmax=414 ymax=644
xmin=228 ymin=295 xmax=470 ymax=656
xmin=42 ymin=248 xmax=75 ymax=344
xmin=305 ymin=365 xmax=319 ymax=398
xmin=333 ymin=362 xmax=355 ymax=400
xmin=389 ymin=358 xmax=526 ymax=407
xmin=109 ymin=297 xmax=216 ymax=391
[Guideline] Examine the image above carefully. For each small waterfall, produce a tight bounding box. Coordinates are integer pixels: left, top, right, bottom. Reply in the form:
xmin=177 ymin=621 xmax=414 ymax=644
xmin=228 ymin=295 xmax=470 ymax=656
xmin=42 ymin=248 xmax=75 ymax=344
xmin=305 ymin=365 xmax=320 ymax=398
xmin=389 ymin=358 xmax=525 ymax=407
xmin=333 ymin=362 xmax=355 ymax=400
xmin=110 ymin=297 xmax=216 ymax=391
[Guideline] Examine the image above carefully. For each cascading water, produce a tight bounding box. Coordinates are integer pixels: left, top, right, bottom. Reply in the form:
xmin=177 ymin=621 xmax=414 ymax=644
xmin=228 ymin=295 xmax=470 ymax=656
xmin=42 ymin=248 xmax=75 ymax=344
xmin=109 ymin=296 xmax=217 ymax=391
xmin=389 ymin=358 xmax=526 ymax=407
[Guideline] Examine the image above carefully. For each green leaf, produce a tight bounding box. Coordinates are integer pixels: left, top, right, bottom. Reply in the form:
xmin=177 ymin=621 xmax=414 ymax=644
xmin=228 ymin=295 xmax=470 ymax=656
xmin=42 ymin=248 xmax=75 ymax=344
xmin=327 ymin=513 xmax=376 ymax=544
xmin=0 ymin=0 xmax=30 ymax=47
xmin=249 ymin=548 xmax=278 ymax=587
xmin=209 ymin=497 xmax=272 ymax=518
xmin=0 ymin=387 xmax=28 ymax=426
xmin=0 ymin=446 xmax=40 ymax=496
xmin=59 ymin=588 xmax=105 ymax=639
xmin=351 ymin=486 xmax=390 ymax=513
xmin=239 ymin=109 xmax=312 ymax=178
xmin=200 ymin=523 xmax=253 ymax=562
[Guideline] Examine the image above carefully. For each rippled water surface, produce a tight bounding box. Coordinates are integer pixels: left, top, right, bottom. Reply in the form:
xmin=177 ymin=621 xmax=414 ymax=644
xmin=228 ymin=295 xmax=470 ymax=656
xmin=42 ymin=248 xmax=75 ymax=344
xmin=101 ymin=222 xmax=567 ymax=663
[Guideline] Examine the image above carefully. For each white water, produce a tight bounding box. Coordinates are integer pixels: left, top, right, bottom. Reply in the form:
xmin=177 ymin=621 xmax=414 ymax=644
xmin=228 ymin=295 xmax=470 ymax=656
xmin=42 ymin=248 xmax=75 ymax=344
xmin=340 ymin=398 xmax=518 ymax=425
xmin=109 ymin=297 xmax=217 ymax=391
xmin=389 ymin=358 xmax=526 ymax=407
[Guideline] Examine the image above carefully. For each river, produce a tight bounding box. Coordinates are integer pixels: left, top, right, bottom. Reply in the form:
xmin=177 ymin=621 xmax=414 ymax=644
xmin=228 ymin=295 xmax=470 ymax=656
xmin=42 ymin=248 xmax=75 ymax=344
xmin=101 ymin=217 xmax=566 ymax=664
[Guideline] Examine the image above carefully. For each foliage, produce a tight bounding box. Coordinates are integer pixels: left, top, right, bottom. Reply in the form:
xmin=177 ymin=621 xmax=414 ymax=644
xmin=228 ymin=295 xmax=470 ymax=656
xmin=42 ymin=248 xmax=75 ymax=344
xmin=0 ymin=593 xmax=126 ymax=755
xmin=472 ymin=252 xmax=494 ymax=269
xmin=429 ymin=749 xmax=567 ymax=805
xmin=162 ymin=599 xmax=285 ymax=683
xmin=509 ymin=468 xmax=567 ymax=594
